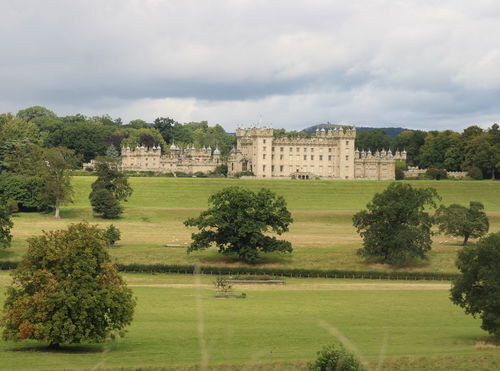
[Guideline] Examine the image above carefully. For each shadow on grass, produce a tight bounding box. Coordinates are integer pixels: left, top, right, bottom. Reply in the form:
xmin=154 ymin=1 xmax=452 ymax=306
xmin=7 ymin=343 xmax=104 ymax=353
xmin=362 ymin=256 xmax=431 ymax=271
xmin=0 ymin=250 xmax=16 ymax=260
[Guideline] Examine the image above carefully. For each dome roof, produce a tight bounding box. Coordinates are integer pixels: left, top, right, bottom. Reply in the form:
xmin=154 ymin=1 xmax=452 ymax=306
xmin=213 ymin=148 xmax=221 ymax=155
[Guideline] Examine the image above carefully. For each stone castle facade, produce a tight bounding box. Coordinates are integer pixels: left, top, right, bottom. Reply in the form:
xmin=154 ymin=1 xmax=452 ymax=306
xmin=227 ymin=127 xmax=406 ymax=180
xmin=120 ymin=144 xmax=222 ymax=174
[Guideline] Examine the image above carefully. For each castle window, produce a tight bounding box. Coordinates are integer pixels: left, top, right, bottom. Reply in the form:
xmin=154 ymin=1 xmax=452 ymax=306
xmin=319 ymin=155 xmax=323 ymax=161
xmin=272 ymin=147 xmax=275 ymax=152
xmin=346 ymin=155 xmax=349 ymax=160
xmin=271 ymin=154 xmax=274 ymax=160
xmin=296 ymin=148 xmax=300 ymax=152
xmin=319 ymin=148 xmax=323 ymax=153
xmin=303 ymin=155 xmax=307 ymax=160
xmin=263 ymin=140 xmax=266 ymax=144
xmin=263 ymin=154 xmax=266 ymax=159
xmin=263 ymin=146 xmax=266 ymax=151
xmin=271 ymin=165 xmax=275 ymax=172
xmin=280 ymin=155 xmax=284 ymax=160
xmin=328 ymin=155 xmax=332 ymax=161
xmin=311 ymin=148 xmax=314 ymax=152
xmin=263 ymin=165 xmax=266 ymax=171
xmin=328 ymin=148 xmax=332 ymax=153
xmin=311 ymin=155 xmax=314 ymax=160
xmin=346 ymin=141 xmax=349 ymax=145
xmin=280 ymin=165 xmax=284 ymax=172
xmin=328 ymin=166 xmax=333 ymax=173
xmin=289 ymin=147 xmax=293 ymax=152
xmin=280 ymin=147 xmax=284 ymax=152
xmin=304 ymin=147 xmax=307 ymax=152
xmin=289 ymin=155 xmax=293 ymax=161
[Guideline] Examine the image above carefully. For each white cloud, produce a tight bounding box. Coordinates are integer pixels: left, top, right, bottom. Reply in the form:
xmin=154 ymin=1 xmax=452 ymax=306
xmin=0 ymin=0 xmax=499 ymax=131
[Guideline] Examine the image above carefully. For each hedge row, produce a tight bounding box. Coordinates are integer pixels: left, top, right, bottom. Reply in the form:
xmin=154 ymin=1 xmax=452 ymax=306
xmin=0 ymin=261 xmax=460 ymax=281
xmin=115 ymin=263 xmax=459 ymax=281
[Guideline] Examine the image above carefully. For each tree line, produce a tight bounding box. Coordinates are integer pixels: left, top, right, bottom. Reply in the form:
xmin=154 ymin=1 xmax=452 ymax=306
xmin=354 ymin=125 xmax=500 ymax=179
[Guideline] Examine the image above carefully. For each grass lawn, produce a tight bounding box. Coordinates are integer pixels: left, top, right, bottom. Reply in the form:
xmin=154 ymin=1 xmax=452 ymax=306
xmin=0 ymin=272 xmax=498 ymax=370
xmin=3 ymin=177 xmax=500 ymax=273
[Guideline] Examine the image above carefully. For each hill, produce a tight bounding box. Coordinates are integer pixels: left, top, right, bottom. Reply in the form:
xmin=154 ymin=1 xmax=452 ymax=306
xmin=302 ymin=123 xmax=412 ymax=138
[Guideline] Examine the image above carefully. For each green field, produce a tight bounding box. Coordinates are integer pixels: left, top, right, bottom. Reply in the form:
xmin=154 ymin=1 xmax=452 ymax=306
xmin=3 ymin=177 xmax=500 ymax=273
xmin=0 ymin=272 xmax=499 ymax=371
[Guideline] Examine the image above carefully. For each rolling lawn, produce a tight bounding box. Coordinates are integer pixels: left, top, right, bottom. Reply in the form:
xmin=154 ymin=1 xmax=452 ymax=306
xmin=0 ymin=272 xmax=498 ymax=370
xmin=2 ymin=177 xmax=500 ymax=273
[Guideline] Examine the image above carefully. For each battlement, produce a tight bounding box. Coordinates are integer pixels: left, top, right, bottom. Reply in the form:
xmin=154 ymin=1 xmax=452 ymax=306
xmin=355 ymin=148 xmax=407 ymax=160
xmin=236 ymin=127 xmax=274 ymax=138
xmin=313 ymin=127 xmax=356 ymax=138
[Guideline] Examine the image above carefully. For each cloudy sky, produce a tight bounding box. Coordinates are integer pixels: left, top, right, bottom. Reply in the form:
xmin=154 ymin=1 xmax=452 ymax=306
xmin=1 ymin=0 xmax=500 ymax=131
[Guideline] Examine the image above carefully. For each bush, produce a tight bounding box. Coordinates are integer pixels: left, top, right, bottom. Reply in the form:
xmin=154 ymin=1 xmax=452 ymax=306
xmin=426 ymin=168 xmax=448 ymax=180
xmin=395 ymin=167 xmax=405 ymax=180
xmin=467 ymin=167 xmax=483 ymax=180
xmin=104 ymin=224 xmax=121 ymax=247
xmin=308 ymin=344 xmax=365 ymax=371
xmin=233 ymin=171 xmax=255 ymax=178
xmin=0 ymin=174 xmax=49 ymax=211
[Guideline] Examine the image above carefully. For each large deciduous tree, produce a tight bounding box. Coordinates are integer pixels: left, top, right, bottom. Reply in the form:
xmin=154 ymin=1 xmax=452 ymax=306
xmin=1 ymin=223 xmax=136 ymax=347
xmin=435 ymin=201 xmax=489 ymax=245
xmin=352 ymin=182 xmax=439 ymax=265
xmin=184 ymin=187 xmax=293 ymax=262
xmin=89 ymin=159 xmax=133 ymax=219
xmin=450 ymin=232 xmax=500 ymax=338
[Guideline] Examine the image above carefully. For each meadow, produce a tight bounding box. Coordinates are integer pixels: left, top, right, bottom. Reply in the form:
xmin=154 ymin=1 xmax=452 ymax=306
xmin=0 ymin=272 xmax=499 ymax=371
xmin=2 ymin=177 xmax=500 ymax=273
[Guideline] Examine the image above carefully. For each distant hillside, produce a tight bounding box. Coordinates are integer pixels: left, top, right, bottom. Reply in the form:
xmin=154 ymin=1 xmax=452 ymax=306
xmin=302 ymin=123 xmax=412 ymax=138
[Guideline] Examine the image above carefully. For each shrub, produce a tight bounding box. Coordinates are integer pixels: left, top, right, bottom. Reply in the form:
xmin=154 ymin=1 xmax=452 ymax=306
xmin=308 ymin=344 xmax=365 ymax=371
xmin=395 ymin=167 xmax=405 ymax=180
xmin=104 ymin=224 xmax=121 ymax=247
xmin=467 ymin=167 xmax=483 ymax=180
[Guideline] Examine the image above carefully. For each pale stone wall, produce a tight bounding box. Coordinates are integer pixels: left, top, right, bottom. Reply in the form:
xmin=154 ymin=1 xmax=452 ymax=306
xmin=228 ymin=127 xmax=405 ymax=180
xmin=121 ymin=144 xmax=222 ymax=174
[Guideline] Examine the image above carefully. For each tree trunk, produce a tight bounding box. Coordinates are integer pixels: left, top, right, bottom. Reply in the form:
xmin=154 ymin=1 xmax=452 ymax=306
xmin=54 ymin=199 xmax=60 ymax=219
xmin=463 ymin=234 xmax=469 ymax=246
xmin=492 ymin=168 xmax=496 ymax=180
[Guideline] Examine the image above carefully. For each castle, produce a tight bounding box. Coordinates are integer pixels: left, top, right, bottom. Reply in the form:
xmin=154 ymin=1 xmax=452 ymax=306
xmin=227 ymin=127 xmax=406 ymax=180
xmin=118 ymin=127 xmax=406 ymax=180
xmin=120 ymin=144 xmax=222 ymax=174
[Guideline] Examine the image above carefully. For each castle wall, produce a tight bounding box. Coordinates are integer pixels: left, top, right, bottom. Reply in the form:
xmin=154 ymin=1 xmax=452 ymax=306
xmin=228 ymin=127 xmax=405 ymax=180
xmin=121 ymin=145 xmax=221 ymax=174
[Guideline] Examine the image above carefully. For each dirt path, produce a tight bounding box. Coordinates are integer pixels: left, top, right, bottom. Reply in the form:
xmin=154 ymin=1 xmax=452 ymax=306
xmin=128 ymin=282 xmax=451 ymax=290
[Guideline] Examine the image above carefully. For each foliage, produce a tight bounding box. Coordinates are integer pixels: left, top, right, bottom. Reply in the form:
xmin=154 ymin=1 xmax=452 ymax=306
xmin=308 ymin=344 xmax=365 ymax=371
xmin=0 ymin=173 xmax=49 ymax=211
xmin=0 ymin=199 xmax=13 ymax=249
xmin=104 ymin=224 xmax=121 ymax=247
xmin=16 ymin=106 xmax=57 ymax=123
xmin=450 ymin=232 xmax=500 ymax=338
xmin=355 ymin=129 xmax=392 ymax=152
xmin=211 ymin=164 xmax=228 ymax=177
xmin=395 ymin=167 xmax=405 ymax=180
xmin=90 ymin=159 xmax=132 ymax=219
xmin=1 ymin=223 xmax=135 ymax=346
xmin=353 ymin=182 xmax=440 ymax=265
xmin=90 ymin=188 xmax=123 ymax=219
xmin=436 ymin=202 xmax=489 ymax=245
xmin=39 ymin=147 xmax=80 ymax=218
xmin=184 ymin=187 xmax=293 ymax=262
xmin=425 ymin=168 xmax=448 ymax=180
xmin=467 ymin=167 xmax=483 ymax=180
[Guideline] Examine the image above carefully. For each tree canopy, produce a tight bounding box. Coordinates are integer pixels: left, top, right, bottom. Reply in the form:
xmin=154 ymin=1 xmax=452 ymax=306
xmin=450 ymin=232 xmax=500 ymax=338
xmin=1 ymin=223 xmax=135 ymax=347
xmin=435 ymin=201 xmax=489 ymax=245
xmin=184 ymin=187 xmax=293 ymax=262
xmin=89 ymin=158 xmax=133 ymax=218
xmin=0 ymin=199 xmax=13 ymax=249
xmin=352 ymin=182 xmax=440 ymax=265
